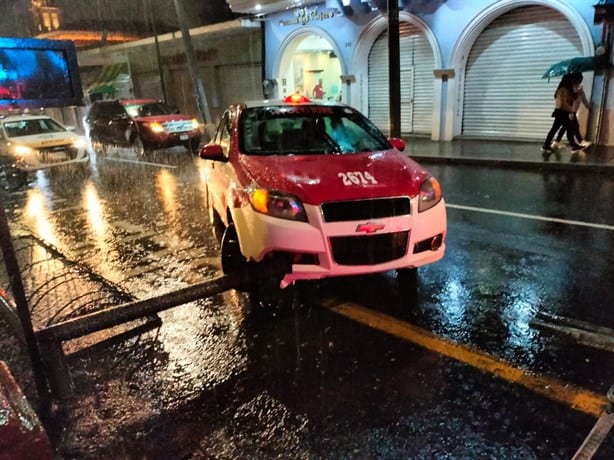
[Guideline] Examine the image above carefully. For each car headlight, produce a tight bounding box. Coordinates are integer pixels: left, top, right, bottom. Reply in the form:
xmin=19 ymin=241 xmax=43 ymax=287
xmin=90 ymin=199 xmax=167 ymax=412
xmin=190 ymin=118 xmax=199 ymax=131
xmin=418 ymin=177 xmax=443 ymax=213
xmin=248 ymin=185 xmax=307 ymax=222
xmin=72 ymin=137 xmax=87 ymax=149
xmin=11 ymin=144 xmax=35 ymax=157
xmin=145 ymin=122 xmax=165 ymax=133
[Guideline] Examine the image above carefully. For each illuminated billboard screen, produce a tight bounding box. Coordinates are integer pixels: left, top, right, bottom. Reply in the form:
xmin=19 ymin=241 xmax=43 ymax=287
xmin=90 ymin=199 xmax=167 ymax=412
xmin=0 ymin=37 xmax=83 ymax=108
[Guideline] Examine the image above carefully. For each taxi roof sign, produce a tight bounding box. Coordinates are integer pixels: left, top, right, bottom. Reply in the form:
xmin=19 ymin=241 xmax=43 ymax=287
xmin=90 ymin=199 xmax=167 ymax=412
xmin=284 ymin=93 xmax=311 ymax=104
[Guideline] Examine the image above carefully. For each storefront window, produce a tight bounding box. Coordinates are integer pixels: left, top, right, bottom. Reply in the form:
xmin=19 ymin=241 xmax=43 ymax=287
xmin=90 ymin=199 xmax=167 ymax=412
xmin=278 ymin=33 xmax=342 ymax=102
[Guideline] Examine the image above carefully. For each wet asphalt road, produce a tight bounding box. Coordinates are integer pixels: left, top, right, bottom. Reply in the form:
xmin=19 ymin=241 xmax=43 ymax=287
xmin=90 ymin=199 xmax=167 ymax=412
xmin=2 ymin=146 xmax=613 ymax=458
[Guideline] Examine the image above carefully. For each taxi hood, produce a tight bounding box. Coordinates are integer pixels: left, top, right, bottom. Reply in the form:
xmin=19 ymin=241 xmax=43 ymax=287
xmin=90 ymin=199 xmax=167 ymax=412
xmin=238 ymin=149 xmax=431 ymax=204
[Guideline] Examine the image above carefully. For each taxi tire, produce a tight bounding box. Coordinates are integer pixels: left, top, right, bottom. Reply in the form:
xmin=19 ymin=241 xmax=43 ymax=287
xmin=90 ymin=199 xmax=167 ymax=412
xmin=220 ymin=224 xmax=248 ymax=275
xmin=207 ymin=190 xmax=225 ymax=244
xmin=247 ymin=255 xmax=297 ymax=312
xmin=396 ymin=267 xmax=417 ymax=282
xmin=395 ymin=268 xmax=418 ymax=295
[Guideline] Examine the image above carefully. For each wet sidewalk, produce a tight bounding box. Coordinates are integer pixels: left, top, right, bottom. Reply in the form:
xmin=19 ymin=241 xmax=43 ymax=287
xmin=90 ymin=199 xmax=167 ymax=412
xmin=403 ymin=137 xmax=614 ymax=174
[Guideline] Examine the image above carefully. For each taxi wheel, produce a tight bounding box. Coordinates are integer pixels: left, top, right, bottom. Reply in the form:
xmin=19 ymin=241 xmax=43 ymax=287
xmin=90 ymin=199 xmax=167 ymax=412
xmin=220 ymin=224 xmax=248 ymax=275
xmin=396 ymin=267 xmax=417 ymax=282
xmin=210 ymin=208 xmax=225 ymax=245
xmin=395 ymin=267 xmax=418 ymax=293
xmin=247 ymin=255 xmax=297 ymax=312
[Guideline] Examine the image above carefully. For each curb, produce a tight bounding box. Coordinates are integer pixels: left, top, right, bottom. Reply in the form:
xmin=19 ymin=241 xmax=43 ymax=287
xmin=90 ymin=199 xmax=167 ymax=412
xmin=410 ymin=155 xmax=614 ymax=174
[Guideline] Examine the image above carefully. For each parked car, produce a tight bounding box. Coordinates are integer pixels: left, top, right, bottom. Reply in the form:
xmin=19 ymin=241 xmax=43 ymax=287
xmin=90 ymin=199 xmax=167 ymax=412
xmin=0 ymin=112 xmax=89 ymax=189
xmin=199 ymin=94 xmax=447 ymax=297
xmin=85 ymin=98 xmax=202 ymax=156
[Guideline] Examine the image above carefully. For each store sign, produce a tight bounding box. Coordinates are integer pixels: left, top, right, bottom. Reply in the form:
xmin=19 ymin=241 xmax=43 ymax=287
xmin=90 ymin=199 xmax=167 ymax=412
xmin=279 ymin=6 xmax=336 ymax=27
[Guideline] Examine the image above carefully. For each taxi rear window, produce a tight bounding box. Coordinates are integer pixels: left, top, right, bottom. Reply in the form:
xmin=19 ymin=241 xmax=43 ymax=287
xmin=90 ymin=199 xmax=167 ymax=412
xmin=239 ymin=106 xmax=390 ymax=155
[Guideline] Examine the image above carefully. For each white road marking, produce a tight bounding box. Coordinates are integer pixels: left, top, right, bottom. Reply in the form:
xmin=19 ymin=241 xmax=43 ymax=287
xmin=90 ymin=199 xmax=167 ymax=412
xmin=101 ymin=157 xmax=177 ymax=169
xmin=446 ymin=203 xmax=614 ymax=231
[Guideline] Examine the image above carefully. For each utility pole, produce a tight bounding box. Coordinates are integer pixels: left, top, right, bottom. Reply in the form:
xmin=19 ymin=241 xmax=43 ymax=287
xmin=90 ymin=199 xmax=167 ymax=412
xmin=173 ymin=0 xmax=211 ymax=136
xmin=388 ymin=0 xmax=401 ymax=138
xmin=149 ymin=0 xmax=167 ymax=103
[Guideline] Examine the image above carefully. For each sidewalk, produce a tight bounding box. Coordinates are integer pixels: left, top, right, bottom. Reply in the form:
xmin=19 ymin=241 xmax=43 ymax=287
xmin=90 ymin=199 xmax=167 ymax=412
xmin=402 ymin=137 xmax=614 ymax=174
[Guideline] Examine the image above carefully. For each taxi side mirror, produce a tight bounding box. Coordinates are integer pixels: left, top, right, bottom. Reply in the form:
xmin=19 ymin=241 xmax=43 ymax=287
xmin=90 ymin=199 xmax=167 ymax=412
xmin=199 ymin=143 xmax=227 ymax=162
xmin=389 ymin=137 xmax=405 ymax=152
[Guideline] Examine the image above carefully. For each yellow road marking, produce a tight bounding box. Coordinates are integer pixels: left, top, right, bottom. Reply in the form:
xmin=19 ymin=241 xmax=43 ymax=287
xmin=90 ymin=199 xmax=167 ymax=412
xmin=325 ymin=300 xmax=610 ymax=418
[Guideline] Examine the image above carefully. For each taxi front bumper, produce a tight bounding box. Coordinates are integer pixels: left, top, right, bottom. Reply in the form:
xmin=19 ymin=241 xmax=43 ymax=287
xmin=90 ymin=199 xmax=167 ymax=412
xmin=231 ymin=198 xmax=447 ymax=287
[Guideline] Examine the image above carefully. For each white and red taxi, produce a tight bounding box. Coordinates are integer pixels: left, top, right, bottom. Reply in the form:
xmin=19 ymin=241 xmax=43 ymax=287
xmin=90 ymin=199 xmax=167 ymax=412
xmin=0 ymin=112 xmax=89 ymax=188
xmin=199 ymin=95 xmax=446 ymax=288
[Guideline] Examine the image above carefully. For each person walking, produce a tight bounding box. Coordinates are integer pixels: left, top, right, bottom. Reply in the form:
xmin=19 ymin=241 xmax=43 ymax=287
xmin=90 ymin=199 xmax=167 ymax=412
xmin=541 ymin=73 xmax=586 ymax=156
xmin=551 ymin=73 xmax=591 ymax=151
xmin=312 ymin=79 xmax=326 ymax=99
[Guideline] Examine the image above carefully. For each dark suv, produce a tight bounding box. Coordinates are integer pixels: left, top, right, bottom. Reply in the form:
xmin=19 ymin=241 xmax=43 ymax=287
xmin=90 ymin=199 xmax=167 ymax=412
xmin=85 ymin=98 xmax=202 ymax=156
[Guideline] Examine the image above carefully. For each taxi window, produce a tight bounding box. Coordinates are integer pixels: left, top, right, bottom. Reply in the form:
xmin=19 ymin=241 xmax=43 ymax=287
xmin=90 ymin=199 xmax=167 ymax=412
xmin=239 ymin=106 xmax=389 ymax=155
xmin=214 ymin=110 xmax=233 ymax=157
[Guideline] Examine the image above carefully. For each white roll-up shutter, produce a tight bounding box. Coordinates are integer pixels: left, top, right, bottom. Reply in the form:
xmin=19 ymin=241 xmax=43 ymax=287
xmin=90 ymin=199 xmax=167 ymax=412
xmin=462 ymin=6 xmax=582 ymax=140
xmin=368 ymin=23 xmax=435 ymax=136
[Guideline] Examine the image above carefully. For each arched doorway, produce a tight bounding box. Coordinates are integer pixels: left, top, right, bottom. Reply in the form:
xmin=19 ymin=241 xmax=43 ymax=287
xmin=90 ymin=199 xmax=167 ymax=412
xmin=368 ymin=21 xmax=435 ymax=136
xmin=446 ymin=0 xmax=594 ymax=141
xmin=277 ymin=32 xmax=343 ymax=102
xmin=462 ymin=5 xmax=583 ymax=140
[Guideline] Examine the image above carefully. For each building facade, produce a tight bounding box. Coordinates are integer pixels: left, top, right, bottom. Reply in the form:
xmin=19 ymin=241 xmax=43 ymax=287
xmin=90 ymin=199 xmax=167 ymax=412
xmin=74 ymin=1 xmax=612 ymax=146
xmin=253 ymin=0 xmax=608 ymax=144
xmin=72 ymin=20 xmax=262 ymax=135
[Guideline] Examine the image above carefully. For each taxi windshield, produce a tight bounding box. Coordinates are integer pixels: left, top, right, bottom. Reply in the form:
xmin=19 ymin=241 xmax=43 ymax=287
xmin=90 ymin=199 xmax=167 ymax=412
xmin=239 ymin=105 xmax=390 ymax=155
xmin=3 ymin=118 xmax=66 ymax=138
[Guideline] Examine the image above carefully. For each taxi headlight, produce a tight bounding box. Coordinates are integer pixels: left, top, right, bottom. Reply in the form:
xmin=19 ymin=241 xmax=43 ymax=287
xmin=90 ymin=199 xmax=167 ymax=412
xmin=72 ymin=137 xmax=87 ymax=149
xmin=418 ymin=177 xmax=443 ymax=213
xmin=190 ymin=118 xmax=200 ymax=131
xmin=248 ymin=186 xmax=307 ymax=222
xmin=11 ymin=144 xmax=35 ymax=157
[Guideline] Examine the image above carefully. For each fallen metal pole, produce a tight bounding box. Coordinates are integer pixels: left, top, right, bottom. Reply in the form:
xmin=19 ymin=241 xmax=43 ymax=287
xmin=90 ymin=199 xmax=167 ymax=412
xmin=37 ymin=271 xmax=253 ymax=344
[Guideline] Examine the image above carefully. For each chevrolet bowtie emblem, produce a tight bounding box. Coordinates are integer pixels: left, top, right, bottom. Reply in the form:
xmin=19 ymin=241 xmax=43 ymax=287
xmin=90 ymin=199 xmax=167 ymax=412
xmin=355 ymin=222 xmax=385 ymax=233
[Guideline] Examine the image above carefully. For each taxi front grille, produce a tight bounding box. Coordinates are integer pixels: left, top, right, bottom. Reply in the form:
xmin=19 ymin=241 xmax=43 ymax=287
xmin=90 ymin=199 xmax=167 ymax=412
xmin=321 ymin=197 xmax=410 ymax=223
xmin=329 ymin=231 xmax=408 ymax=266
xmin=38 ymin=144 xmax=77 ymax=160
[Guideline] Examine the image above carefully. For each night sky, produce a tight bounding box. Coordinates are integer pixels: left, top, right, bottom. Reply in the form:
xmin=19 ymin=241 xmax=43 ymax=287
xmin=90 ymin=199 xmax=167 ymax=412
xmin=0 ymin=0 xmax=238 ymax=37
